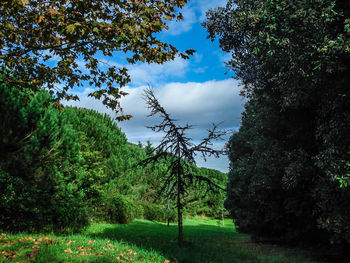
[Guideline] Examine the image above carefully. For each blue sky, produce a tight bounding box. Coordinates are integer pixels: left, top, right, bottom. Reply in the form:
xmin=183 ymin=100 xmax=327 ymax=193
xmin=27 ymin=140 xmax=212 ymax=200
xmin=65 ymin=0 xmax=245 ymax=173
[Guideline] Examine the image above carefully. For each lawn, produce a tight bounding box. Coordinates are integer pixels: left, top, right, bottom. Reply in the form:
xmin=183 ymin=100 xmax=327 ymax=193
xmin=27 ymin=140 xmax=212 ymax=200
xmin=0 ymin=217 xmax=317 ymax=263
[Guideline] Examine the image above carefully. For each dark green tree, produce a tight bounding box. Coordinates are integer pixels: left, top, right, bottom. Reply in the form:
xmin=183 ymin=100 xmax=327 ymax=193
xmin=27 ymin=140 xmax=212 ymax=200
xmin=0 ymin=79 xmax=88 ymax=232
xmin=141 ymin=88 xmax=227 ymax=246
xmin=204 ymin=0 xmax=350 ymax=247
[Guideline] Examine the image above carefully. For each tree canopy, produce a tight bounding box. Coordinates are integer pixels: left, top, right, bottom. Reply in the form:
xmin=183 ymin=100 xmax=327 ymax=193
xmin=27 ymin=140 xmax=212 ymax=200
xmin=0 ymin=0 xmax=194 ymax=119
xmin=204 ymin=0 xmax=350 ymax=247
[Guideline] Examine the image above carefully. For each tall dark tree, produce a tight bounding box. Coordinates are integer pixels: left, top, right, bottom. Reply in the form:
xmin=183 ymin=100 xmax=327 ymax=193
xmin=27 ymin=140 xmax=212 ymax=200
xmin=0 ymin=0 xmax=194 ymax=119
xmin=204 ymin=0 xmax=350 ymax=248
xmin=141 ymin=88 xmax=227 ymax=246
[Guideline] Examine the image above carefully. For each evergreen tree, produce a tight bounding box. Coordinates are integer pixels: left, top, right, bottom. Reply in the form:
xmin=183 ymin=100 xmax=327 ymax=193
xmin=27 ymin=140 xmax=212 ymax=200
xmin=0 ymin=79 xmax=88 ymax=232
xmin=141 ymin=88 xmax=227 ymax=246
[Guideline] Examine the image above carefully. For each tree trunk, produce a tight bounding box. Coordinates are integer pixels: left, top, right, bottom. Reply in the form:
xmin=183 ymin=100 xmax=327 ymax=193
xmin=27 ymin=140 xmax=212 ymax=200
xmin=222 ymin=204 xmax=224 ymax=226
xmin=167 ymin=200 xmax=170 ymax=227
xmin=177 ymin=179 xmax=183 ymax=246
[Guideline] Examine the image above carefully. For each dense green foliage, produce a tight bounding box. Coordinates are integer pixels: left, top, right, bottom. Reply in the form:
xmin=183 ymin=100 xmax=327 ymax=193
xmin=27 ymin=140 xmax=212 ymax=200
xmin=0 ymin=83 xmax=88 ymax=232
xmin=0 ymin=80 xmax=227 ymax=232
xmin=99 ymin=192 xmax=135 ymax=224
xmin=205 ymin=0 xmax=350 ymax=247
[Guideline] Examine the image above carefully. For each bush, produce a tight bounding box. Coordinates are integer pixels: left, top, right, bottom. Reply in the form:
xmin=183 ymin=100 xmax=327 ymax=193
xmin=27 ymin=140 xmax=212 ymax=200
xmin=133 ymin=201 xmax=144 ymax=219
xmin=142 ymin=202 xmax=166 ymax=222
xmin=100 ymin=193 xmax=135 ymax=224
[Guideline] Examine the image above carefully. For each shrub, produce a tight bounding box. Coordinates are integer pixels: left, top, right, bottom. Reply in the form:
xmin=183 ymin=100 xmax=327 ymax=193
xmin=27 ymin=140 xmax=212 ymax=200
xmin=100 ymin=193 xmax=135 ymax=224
xmin=142 ymin=202 xmax=166 ymax=222
xmin=133 ymin=201 xmax=144 ymax=219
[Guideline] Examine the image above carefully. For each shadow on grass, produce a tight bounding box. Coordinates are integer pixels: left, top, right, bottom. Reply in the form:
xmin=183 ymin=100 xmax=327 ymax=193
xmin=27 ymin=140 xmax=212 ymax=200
xmin=87 ymin=220 xmax=269 ymax=263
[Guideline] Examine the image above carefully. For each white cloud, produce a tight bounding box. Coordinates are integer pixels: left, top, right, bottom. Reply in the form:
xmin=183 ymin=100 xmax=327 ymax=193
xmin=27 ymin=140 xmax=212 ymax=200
xmin=128 ymin=56 xmax=189 ymax=85
xmin=98 ymin=56 xmax=189 ymax=87
xmin=166 ymin=5 xmax=198 ymax=36
xmin=162 ymin=0 xmax=228 ymax=36
xmin=193 ymin=53 xmax=203 ymax=63
xmin=160 ymin=0 xmax=228 ymax=37
xmin=157 ymin=80 xmax=241 ymax=116
xmin=193 ymin=0 xmax=228 ymax=22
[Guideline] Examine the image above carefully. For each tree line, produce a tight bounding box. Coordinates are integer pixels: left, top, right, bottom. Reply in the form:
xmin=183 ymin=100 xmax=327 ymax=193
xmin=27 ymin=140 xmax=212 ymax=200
xmin=0 ymin=81 xmax=227 ymax=233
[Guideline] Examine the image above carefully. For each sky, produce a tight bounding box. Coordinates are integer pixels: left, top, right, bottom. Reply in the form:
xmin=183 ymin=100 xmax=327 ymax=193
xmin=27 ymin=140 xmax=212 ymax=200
xmin=65 ymin=0 xmax=245 ymax=173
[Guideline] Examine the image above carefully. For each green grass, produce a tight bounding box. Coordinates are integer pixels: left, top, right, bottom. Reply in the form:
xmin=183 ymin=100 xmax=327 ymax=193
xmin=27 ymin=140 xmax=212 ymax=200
xmin=0 ymin=217 xmax=316 ymax=263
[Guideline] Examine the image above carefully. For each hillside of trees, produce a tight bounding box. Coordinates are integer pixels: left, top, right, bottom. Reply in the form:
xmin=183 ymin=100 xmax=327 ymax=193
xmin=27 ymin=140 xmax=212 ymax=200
xmin=0 ymin=82 xmax=227 ymax=233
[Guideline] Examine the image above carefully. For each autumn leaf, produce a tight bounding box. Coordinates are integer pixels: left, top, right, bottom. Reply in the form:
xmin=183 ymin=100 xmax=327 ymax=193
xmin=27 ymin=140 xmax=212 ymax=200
xmin=64 ymin=248 xmax=73 ymax=253
xmin=46 ymin=238 xmax=54 ymax=244
xmin=37 ymin=15 xmax=44 ymax=23
xmin=47 ymin=8 xmax=61 ymax=16
xmin=16 ymin=0 xmax=28 ymax=7
xmin=1 ymin=251 xmax=16 ymax=260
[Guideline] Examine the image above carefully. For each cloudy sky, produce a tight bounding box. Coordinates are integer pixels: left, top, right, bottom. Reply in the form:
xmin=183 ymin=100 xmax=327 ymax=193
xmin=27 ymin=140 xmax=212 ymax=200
xmin=65 ymin=0 xmax=245 ymax=172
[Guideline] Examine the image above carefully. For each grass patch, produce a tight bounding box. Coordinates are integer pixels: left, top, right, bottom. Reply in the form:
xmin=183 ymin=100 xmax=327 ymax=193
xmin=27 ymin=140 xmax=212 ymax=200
xmin=1 ymin=217 xmax=316 ymax=263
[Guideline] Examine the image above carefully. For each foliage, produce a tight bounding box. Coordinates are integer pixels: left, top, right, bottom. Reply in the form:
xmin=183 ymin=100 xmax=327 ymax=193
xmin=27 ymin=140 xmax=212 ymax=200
xmin=187 ymin=167 xmax=228 ymax=218
xmin=141 ymin=87 xmax=227 ymax=246
xmin=0 ymin=0 xmax=194 ymax=118
xmin=99 ymin=192 xmax=135 ymax=224
xmin=60 ymin=107 xmax=130 ymax=204
xmin=205 ymin=0 xmax=350 ymax=247
xmin=141 ymin=202 xmax=166 ymax=222
xmin=0 ymin=80 xmax=88 ymax=233
xmin=0 ymin=79 xmax=229 ymax=233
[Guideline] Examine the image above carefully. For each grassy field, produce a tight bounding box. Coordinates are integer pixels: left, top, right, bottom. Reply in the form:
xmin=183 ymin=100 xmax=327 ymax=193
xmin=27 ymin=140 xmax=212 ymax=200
xmin=0 ymin=217 xmax=318 ymax=263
